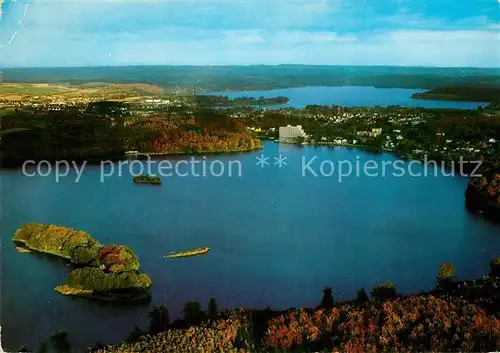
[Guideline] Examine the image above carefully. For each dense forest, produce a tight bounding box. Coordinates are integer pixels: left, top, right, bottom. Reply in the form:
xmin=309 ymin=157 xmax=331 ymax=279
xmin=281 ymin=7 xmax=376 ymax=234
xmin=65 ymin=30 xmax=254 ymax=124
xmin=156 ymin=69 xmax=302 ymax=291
xmin=124 ymin=108 xmax=261 ymax=154
xmin=0 ymin=102 xmax=261 ymax=167
xmin=412 ymin=85 xmax=500 ymax=102
xmin=0 ymin=104 xmax=126 ymax=166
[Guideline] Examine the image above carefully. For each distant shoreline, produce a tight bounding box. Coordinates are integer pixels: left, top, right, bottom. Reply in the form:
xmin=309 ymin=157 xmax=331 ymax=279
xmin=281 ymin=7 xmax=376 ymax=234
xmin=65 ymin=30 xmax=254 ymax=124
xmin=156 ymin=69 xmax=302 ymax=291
xmin=2 ymin=65 xmax=499 ymax=94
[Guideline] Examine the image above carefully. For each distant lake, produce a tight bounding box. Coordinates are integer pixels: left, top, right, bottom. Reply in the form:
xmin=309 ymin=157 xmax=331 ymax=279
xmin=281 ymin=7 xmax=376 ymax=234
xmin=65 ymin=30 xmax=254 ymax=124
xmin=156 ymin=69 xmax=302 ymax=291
xmin=206 ymin=86 xmax=488 ymax=109
xmin=2 ymin=142 xmax=500 ymax=351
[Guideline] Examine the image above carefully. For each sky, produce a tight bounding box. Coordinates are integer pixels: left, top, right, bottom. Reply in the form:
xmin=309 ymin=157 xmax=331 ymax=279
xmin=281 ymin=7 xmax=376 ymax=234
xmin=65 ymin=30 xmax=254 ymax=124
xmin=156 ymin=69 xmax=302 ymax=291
xmin=0 ymin=0 xmax=499 ymax=68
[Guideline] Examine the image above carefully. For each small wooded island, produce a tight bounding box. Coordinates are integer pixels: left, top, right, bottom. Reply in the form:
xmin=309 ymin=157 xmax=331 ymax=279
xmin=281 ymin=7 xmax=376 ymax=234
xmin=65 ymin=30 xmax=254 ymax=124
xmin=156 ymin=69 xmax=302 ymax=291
xmin=164 ymin=247 xmax=211 ymax=259
xmin=133 ymin=175 xmax=162 ymax=184
xmin=13 ymin=223 xmax=152 ymax=302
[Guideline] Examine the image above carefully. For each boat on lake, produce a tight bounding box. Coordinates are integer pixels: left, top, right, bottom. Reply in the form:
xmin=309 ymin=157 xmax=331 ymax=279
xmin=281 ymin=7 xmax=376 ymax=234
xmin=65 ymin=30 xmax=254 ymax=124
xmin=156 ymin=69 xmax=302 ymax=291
xmin=163 ymin=247 xmax=211 ymax=259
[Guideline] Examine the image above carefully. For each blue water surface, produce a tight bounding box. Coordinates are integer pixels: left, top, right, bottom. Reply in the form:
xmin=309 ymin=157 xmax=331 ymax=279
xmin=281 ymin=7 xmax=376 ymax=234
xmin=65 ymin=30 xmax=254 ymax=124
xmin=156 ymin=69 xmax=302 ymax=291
xmin=2 ymin=142 xmax=499 ymax=351
xmin=206 ymin=86 xmax=488 ymax=109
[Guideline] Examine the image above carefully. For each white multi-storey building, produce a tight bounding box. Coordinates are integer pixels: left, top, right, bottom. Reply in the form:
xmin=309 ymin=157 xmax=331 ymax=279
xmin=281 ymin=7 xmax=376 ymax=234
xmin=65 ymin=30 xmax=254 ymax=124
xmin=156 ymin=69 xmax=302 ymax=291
xmin=279 ymin=125 xmax=307 ymax=142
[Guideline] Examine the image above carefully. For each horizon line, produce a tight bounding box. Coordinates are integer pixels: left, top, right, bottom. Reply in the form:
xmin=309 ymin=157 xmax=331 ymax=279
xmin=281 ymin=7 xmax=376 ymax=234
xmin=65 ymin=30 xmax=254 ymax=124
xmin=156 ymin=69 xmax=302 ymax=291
xmin=2 ymin=64 xmax=500 ymax=70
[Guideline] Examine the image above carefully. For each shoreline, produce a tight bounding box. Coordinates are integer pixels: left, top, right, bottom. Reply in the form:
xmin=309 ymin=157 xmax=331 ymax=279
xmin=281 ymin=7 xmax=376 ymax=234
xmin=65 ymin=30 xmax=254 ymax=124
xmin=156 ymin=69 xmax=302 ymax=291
xmin=285 ymin=140 xmax=477 ymax=167
xmin=164 ymin=247 xmax=211 ymax=259
xmin=55 ymin=285 xmax=152 ymax=303
xmin=128 ymin=145 xmax=262 ymax=158
xmin=13 ymin=240 xmax=72 ymax=261
xmin=0 ymin=146 xmax=263 ymax=170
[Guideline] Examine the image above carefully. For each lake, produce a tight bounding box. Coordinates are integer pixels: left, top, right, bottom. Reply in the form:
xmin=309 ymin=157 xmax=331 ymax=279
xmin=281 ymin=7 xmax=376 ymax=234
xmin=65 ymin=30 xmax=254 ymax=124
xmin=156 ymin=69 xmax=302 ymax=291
xmin=206 ymin=86 xmax=488 ymax=109
xmin=2 ymin=142 xmax=500 ymax=351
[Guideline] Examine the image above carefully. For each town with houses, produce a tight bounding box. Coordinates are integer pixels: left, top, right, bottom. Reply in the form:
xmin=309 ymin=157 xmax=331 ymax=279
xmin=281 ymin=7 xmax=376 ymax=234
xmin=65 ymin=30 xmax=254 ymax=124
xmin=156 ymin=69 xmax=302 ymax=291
xmin=1 ymin=89 xmax=499 ymax=165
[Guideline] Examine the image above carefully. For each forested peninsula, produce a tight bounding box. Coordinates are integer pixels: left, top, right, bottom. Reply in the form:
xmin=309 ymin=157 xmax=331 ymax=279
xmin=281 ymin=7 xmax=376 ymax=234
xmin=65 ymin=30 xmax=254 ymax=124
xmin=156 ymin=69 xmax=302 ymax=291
xmin=412 ymin=85 xmax=500 ymax=103
xmin=0 ymin=102 xmax=262 ymax=167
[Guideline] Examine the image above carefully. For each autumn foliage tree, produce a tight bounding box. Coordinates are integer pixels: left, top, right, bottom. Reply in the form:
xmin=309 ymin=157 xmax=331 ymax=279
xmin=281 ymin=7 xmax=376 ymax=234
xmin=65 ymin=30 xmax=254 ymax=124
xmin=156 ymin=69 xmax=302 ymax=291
xmin=437 ymin=263 xmax=456 ymax=288
xmin=265 ymin=296 xmax=500 ymax=352
xmin=98 ymin=245 xmax=140 ymax=273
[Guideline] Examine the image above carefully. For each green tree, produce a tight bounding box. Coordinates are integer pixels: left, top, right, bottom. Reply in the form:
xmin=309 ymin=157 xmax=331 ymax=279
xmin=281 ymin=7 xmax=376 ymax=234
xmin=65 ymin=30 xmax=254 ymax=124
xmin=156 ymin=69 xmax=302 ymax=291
xmin=37 ymin=340 xmax=48 ymax=353
xmin=148 ymin=305 xmax=170 ymax=334
xmin=50 ymin=330 xmax=72 ymax=353
xmin=207 ymin=297 xmax=219 ymax=322
xmin=17 ymin=345 xmax=31 ymax=352
xmin=126 ymin=326 xmax=144 ymax=343
xmin=295 ymin=135 xmax=305 ymax=144
xmin=436 ymin=263 xmax=456 ymax=289
xmin=356 ymin=288 xmax=369 ymax=303
xmin=182 ymin=301 xmax=205 ymax=326
xmin=490 ymin=257 xmax=500 ymax=277
xmin=318 ymin=287 xmax=334 ymax=309
xmin=371 ymin=281 xmax=397 ymax=301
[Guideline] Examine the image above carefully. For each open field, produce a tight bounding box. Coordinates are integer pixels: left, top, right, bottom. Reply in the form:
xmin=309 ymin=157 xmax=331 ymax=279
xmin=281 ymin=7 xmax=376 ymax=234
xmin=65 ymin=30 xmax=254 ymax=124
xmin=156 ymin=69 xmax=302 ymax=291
xmin=0 ymin=83 xmax=166 ymax=102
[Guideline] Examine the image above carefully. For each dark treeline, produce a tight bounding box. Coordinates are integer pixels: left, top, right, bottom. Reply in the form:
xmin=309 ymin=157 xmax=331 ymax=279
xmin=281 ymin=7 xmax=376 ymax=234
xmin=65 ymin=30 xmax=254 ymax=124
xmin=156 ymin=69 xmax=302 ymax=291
xmin=412 ymin=85 xmax=500 ymax=102
xmin=0 ymin=102 xmax=127 ymax=167
xmin=196 ymin=95 xmax=289 ymax=107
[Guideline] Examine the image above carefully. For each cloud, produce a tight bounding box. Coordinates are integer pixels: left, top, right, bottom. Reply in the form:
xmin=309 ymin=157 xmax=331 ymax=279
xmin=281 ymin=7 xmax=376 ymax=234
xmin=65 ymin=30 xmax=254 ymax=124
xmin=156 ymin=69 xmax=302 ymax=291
xmin=276 ymin=31 xmax=357 ymax=43
xmin=3 ymin=25 xmax=497 ymax=67
xmin=218 ymin=30 xmax=357 ymax=46
xmin=0 ymin=0 xmax=498 ymax=67
xmin=223 ymin=30 xmax=264 ymax=45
